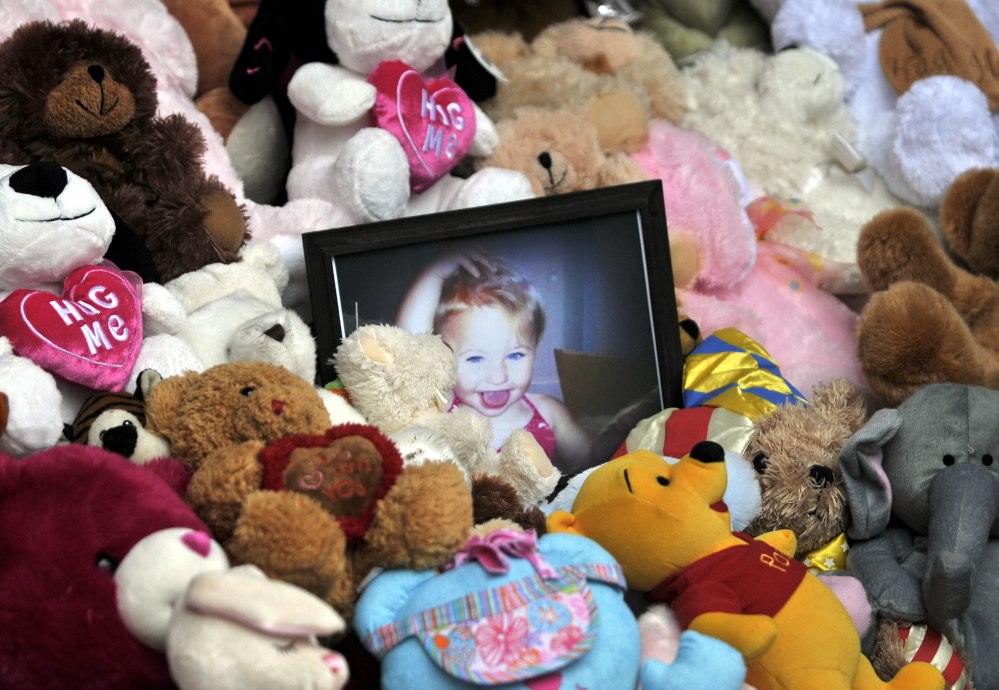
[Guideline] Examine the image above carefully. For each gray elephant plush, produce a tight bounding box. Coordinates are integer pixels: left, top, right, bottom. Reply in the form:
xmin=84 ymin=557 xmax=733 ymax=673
xmin=839 ymin=383 xmax=999 ymax=688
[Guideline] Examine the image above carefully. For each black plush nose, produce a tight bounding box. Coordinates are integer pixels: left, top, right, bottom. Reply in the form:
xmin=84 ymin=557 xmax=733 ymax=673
xmin=88 ymin=64 xmax=105 ymax=83
xmin=537 ymin=152 xmax=552 ymax=169
xmin=101 ymin=423 xmax=138 ymax=458
xmin=9 ymin=162 xmax=68 ymax=199
xmin=264 ymin=323 xmax=286 ymax=342
xmin=690 ymin=441 xmax=725 ymax=464
xmin=809 ymin=465 xmax=835 ymax=489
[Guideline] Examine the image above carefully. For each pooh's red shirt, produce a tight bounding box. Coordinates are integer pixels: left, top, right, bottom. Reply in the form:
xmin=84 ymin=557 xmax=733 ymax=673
xmin=646 ymin=532 xmax=807 ymax=628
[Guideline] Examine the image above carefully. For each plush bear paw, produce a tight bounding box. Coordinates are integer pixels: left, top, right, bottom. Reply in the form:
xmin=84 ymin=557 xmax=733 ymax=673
xmin=228 ymin=490 xmax=349 ymax=600
xmin=0 ymin=351 xmax=63 ymax=456
xmin=444 ymin=167 xmax=535 ymax=211
xmin=857 ymin=282 xmax=991 ymax=406
xmin=497 ymin=429 xmax=560 ymax=507
xmin=856 ymin=208 xmax=956 ymax=295
xmin=332 ymin=128 xmax=410 ymax=223
xmin=199 ymin=189 xmax=247 ymax=253
xmin=888 ymin=76 xmax=999 ymax=206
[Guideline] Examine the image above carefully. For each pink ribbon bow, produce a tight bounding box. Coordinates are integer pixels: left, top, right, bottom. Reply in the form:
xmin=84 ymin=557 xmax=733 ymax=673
xmin=445 ymin=529 xmax=556 ymax=578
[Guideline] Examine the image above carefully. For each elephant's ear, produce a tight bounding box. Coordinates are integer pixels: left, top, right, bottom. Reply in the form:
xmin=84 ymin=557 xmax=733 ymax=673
xmin=839 ymin=408 xmax=901 ymax=539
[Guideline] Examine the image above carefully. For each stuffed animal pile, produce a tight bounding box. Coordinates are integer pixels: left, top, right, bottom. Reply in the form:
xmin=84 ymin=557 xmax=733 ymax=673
xmin=6 ymin=0 xmax=999 ymax=688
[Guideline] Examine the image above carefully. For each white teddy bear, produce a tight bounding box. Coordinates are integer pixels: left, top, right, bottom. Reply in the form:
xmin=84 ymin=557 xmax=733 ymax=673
xmin=284 ymin=0 xmax=534 ymax=223
xmin=750 ymin=0 xmax=999 ymax=208
xmin=0 ymin=162 xmax=203 ymax=456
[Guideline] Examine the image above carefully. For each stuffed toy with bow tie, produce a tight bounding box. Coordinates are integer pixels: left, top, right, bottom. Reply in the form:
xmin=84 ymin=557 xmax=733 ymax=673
xmin=228 ymin=0 xmax=534 ymax=224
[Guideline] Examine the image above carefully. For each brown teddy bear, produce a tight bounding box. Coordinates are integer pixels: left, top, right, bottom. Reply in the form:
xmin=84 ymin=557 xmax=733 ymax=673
xmin=741 ymin=378 xmax=867 ymax=561
xmin=856 ymin=168 xmax=999 ymax=406
xmin=144 ymin=361 xmax=472 ymax=619
xmin=476 ymin=104 xmax=648 ymax=196
xmin=0 ymin=20 xmax=248 ymax=283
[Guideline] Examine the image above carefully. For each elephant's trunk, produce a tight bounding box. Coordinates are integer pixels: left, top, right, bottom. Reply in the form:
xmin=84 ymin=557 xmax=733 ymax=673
xmin=925 ymin=462 xmax=999 ymax=620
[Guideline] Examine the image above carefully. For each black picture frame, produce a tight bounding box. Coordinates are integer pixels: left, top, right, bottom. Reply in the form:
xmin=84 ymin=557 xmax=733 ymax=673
xmin=303 ymin=180 xmax=683 ymax=458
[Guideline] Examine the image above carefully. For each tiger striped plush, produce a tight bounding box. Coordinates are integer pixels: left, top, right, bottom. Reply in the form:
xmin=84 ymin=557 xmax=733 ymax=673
xmin=65 ymin=389 xmax=170 ymax=464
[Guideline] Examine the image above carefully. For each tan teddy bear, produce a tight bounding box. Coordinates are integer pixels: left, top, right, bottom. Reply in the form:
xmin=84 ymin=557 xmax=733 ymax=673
xmin=474 ymin=18 xmax=687 ymax=127
xmin=144 ymin=360 xmax=472 ymax=620
xmin=333 ymin=325 xmax=560 ymax=508
xmin=476 ymin=105 xmax=649 ymax=197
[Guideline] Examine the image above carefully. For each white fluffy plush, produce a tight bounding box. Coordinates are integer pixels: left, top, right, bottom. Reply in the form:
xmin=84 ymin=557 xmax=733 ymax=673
xmin=0 ymin=163 xmax=203 ymax=456
xmin=284 ymin=0 xmax=534 ymax=224
xmin=333 ymin=324 xmax=560 ymax=506
xmin=681 ymin=42 xmax=912 ymax=287
xmin=753 ymin=0 xmax=999 ymax=207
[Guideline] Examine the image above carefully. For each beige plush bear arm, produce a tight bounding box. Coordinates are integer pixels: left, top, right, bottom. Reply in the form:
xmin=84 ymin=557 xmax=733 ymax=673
xmin=688 ymin=611 xmax=778 ymax=662
xmin=597 ymin=152 xmax=648 ymax=188
xmin=185 ymin=440 xmax=266 ymax=542
xmin=360 ymin=462 xmax=472 ymax=572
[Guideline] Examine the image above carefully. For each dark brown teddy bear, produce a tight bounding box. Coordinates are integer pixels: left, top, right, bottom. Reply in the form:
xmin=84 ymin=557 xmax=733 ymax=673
xmin=0 ymin=20 xmax=248 ymax=283
xmin=856 ymin=168 xmax=999 ymax=406
xmin=144 ymin=361 xmax=472 ymax=620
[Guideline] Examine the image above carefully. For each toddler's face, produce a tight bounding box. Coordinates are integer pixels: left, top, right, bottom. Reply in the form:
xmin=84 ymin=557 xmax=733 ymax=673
xmin=440 ymin=305 xmax=536 ymax=418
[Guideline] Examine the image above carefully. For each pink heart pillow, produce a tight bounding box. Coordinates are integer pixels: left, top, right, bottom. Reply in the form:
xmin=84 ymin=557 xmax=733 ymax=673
xmin=369 ymin=60 xmax=477 ymax=193
xmin=0 ymin=264 xmax=143 ymax=391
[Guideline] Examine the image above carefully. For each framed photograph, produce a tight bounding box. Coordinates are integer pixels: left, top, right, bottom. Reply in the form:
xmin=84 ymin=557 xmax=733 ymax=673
xmin=303 ymin=180 xmax=682 ymax=472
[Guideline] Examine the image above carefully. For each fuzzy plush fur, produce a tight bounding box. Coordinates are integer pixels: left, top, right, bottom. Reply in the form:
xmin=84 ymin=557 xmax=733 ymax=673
xmin=681 ymin=42 xmax=908 ymax=284
xmin=0 ymin=20 xmax=248 ymax=282
xmin=144 ymin=360 xmax=331 ymax=472
xmin=147 ymin=361 xmax=472 ymax=622
xmin=475 ymin=18 xmax=686 ymax=126
xmin=471 ymin=473 xmax=548 ymax=534
xmin=742 ymin=378 xmax=867 ymax=557
xmin=857 ymin=170 xmax=999 ymax=406
xmin=478 ymin=106 xmax=648 ymax=196
xmin=0 ymin=445 xmax=205 ymax=690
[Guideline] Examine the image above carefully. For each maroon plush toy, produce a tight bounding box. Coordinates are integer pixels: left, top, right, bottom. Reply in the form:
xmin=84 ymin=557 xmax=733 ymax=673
xmin=0 ymin=20 xmax=249 ymax=283
xmin=0 ymin=445 xmax=207 ymax=690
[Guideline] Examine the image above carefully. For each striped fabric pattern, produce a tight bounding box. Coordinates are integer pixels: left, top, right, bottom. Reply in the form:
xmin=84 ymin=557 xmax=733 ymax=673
xmin=898 ymin=625 xmax=968 ymax=689
xmin=66 ymin=391 xmax=145 ymax=443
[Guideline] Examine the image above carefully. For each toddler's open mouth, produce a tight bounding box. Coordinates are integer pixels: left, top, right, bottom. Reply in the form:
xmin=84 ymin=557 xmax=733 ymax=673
xmin=479 ymin=390 xmax=511 ymax=410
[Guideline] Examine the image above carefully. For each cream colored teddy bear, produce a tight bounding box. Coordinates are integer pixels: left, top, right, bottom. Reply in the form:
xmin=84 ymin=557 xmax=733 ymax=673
xmin=333 ymin=324 xmax=559 ymax=507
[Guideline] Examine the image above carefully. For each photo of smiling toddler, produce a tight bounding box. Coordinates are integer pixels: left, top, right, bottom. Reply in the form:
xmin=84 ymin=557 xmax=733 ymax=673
xmin=396 ymin=247 xmax=592 ymax=471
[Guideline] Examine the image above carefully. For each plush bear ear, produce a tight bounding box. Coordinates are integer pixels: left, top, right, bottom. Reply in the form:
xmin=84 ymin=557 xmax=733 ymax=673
xmin=143 ymin=371 xmax=197 ymax=438
xmin=811 ymin=378 xmax=867 ymax=435
xmin=839 ymin=408 xmax=900 ymax=540
xmin=940 ymin=168 xmax=999 ymax=266
xmin=230 ymin=0 xmax=337 ymax=105
xmin=446 ymin=20 xmax=499 ymax=102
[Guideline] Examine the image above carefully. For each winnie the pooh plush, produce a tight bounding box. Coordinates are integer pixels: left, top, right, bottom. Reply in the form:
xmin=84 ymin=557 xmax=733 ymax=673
xmin=856 ymin=168 xmax=999 ymax=406
xmin=143 ymin=360 xmax=472 ymax=620
xmin=547 ymin=442 xmax=944 ymax=690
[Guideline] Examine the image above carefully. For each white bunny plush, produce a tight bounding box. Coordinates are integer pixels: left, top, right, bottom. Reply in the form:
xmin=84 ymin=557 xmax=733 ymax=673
xmin=166 ymin=565 xmax=350 ymax=690
xmin=283 ymin=0 xmax=534 ymax=223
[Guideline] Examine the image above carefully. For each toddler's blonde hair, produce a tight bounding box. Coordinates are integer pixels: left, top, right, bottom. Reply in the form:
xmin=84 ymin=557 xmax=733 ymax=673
xmin=433 ymin=258 xmax=546 ymax=346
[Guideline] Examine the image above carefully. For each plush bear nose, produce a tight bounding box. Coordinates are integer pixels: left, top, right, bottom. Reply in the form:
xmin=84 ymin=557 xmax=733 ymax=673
xmin=101 ymin=423 xmax=138 ymax=458
xmin=88 ymin=64 xmax=105 ymax=83
xmin=689 ymin=440 xmax=724 ymax=464
xmin=537 ymin=152 xmax=552 ymax=169
xmin=809 ymin=465 xmax=835 ymax=489
xmin=264 ymin=323 xmax=285 ymax=342
xmin=271 ymin=399 xmax=285 ymax=416
xmin=9 ymin=161 xmax=68 ymax=199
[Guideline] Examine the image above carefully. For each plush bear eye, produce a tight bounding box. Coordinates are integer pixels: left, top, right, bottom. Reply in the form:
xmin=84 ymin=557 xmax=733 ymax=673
xmin=95 ymin=552 xmax=119 ymax=575
xmin=943 ymin=454 xmax=956 ymax=466
xmin=752 ymin=453 xmax=769 ymax=474
xmin=984 ymin=454 xmax=994 ymax=467
xmin=240 ymin=386 xmax=256 ymax=397
xmin=656 ymin=476 xmax=670 ymax=487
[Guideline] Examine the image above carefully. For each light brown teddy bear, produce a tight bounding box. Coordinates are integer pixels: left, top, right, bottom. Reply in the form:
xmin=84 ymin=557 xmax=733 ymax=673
xmin=474 ymin=17 xmax=687 ymax=127
xmin=476 ymin=105 xmax=649 ymax=196
xmin=856 ymin=168 xmax=999 ymax=406
xmin=741 ymin=378 xmax=867 ymax=562
xmin=144 ymin=360 xmax=472 ymax=620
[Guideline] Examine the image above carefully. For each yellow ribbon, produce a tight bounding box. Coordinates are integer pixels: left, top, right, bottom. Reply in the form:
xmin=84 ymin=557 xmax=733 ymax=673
xmin=801 ymin=533 xmax=849 ymax=575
